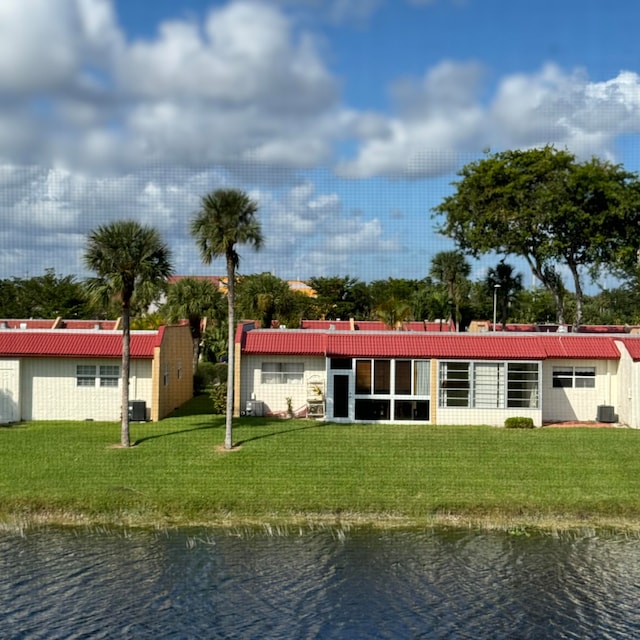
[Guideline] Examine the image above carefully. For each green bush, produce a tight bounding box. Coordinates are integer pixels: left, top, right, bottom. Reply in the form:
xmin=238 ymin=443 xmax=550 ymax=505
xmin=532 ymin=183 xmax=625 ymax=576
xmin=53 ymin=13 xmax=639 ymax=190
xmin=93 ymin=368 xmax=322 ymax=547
xmin=194 ymin=362 xmax=228 ymax=394
xmin=505 ymin=417 xmax=535 ymax=429
xmin=208 ymin=382 xmax=228 ymax=414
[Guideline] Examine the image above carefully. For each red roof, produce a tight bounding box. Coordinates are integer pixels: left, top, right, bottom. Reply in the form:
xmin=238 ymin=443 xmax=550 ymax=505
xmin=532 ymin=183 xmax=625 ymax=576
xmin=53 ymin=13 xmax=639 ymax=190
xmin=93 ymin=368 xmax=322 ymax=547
xmin=619 ymin=338 xmax=640 ymax=361
xmin=299 ymin=320 xmax=453 ymax=332
xmin=241 ymin=330 xmax=622 ymax=360
xmin=0 ymin=330 xmax=161 ymax=359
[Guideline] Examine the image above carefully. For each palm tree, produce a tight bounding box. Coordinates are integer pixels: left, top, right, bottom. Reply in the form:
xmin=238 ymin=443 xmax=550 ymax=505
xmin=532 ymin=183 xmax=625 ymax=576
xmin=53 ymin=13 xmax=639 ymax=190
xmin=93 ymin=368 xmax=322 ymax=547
xmin=162 ymin=277 xmax=224 ymax=374
xmin=374 ymin=297 xmax=413 ymax=330
xmin=429 ymin=250 xmax=471 ymax=330
xmin=235 ymin=272 xmax=297 ymax=328
xmin=84 ymin=220 xmax=173 ymax=448
xmin=485 ymin=260 xmax=523 ymax=327
xmin=191 ymin=189 xmax=263 ymax=450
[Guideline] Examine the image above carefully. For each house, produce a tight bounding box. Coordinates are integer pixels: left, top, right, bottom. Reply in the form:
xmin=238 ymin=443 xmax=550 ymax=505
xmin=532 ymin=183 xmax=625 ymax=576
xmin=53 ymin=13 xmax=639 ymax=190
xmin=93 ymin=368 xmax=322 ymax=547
xmin=0 ymin=324 xmax=193 ymax=423
xmin=234 ymin=322 xmax=640 ymax=427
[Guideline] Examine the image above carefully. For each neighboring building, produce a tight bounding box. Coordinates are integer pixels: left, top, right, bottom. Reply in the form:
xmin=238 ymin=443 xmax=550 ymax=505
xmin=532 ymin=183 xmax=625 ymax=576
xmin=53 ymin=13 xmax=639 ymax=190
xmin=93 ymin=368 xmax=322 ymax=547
xmin=235 ymin=322 xmax=640 ymax=427
xmin=0 ymin=324 xmax=193 ymax=423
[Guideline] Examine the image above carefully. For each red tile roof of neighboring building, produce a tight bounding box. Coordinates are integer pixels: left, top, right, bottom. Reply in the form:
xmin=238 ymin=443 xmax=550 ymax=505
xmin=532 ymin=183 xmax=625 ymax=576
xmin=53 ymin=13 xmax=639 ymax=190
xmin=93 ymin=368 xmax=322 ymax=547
xmin=0 ymin=330 xmax=162 ymax=358
xmin=241 ymin=330 xmax=622 ymax=360
xmin=618 ymin=338 xmax=640 ymax=361
xmin=299 ymin=320 xmax=454 ymax=332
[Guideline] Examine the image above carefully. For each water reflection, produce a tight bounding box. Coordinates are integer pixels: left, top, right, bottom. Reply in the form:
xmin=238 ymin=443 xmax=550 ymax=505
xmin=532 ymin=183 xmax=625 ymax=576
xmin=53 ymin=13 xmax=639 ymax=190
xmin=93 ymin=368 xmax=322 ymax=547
xmin=1 ymin=526 xmax=639 ymax=639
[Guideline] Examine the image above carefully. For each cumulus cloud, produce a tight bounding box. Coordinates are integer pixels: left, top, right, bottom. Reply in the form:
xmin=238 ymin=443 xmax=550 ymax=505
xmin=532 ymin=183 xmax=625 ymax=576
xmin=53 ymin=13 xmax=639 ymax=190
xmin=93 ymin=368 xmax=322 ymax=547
xmin=339 ymin=62 xmax=640 ymax=178
xmin=0 ymin=0 xmax=340 ymax=172
xmin=2 ymin=0 xmax=640 ymax=283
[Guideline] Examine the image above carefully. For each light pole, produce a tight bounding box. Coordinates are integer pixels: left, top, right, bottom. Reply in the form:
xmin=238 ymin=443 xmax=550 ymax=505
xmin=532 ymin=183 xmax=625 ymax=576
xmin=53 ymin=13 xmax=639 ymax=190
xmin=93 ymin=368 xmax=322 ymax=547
xmin=493 ymin=284 xmax=501 ymax=332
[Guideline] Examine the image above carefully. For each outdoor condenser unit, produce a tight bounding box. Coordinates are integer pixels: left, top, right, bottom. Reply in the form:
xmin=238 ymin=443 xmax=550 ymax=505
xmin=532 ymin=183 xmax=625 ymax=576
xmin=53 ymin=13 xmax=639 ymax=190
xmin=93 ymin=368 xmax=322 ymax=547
xmin=596 ymin=405 xmax=617 ymax=423
xmin=128 ymin=401 xmax=146 ymax=421
xmin=245 ymin=401 xmax=264 ymax=417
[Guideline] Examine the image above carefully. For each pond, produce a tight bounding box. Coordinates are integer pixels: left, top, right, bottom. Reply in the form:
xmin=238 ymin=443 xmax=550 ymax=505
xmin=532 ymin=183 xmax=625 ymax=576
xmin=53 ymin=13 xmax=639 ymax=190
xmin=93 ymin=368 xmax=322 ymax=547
xmin=1 ymin=525 xmax=639 ymax=639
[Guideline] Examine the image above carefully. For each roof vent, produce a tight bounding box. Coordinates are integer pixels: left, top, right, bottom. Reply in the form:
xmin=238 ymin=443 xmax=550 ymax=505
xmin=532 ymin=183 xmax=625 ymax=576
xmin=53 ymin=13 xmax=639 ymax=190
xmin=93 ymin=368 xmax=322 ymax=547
xmin=94 ymin=323 xmax=101 ymax=330
xmin=0 ymin=322 xmax=7 ymax=329
xmin=19 ymin=322 xmax=27 ymax=330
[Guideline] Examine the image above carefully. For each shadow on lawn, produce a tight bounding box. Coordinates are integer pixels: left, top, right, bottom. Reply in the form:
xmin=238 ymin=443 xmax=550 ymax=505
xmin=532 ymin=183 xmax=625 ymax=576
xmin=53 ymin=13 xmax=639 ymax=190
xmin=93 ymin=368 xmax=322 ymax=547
xmin=234 ymin=421 xmax=326 ymax=446
xmin=134 ymin=421 xmax=222 ymax=445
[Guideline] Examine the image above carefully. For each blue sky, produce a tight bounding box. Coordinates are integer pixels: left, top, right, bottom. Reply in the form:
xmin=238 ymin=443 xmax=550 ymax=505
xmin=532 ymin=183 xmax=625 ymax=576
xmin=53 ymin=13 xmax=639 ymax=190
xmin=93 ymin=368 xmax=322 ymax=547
xmin=1 ymin=0 xmax=639 ymax=290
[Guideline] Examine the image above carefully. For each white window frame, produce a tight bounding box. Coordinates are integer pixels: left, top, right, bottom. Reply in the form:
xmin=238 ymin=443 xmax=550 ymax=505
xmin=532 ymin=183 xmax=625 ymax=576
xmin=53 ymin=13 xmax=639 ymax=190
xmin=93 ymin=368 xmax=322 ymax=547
xmin=99 ymin=365 xmax=120 ymax=387
xmin=552 ymin=366 xmax=596 ymax=389
xmin=261 ymin=362 xmax=304 ymax=384
xmin=439 ymin=361 xmax=540 ymax=409
xmin=77 ymin=364 xmax=120 ymax=388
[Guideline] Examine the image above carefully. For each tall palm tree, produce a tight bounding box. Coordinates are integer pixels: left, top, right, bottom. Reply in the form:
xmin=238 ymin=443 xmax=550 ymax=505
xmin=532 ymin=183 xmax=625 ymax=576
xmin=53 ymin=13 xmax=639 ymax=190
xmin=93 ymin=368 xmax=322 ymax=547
xmin=191 ymin=189 xmax=263 ymax=450
xmin=162 ymin=277 xmax=224 ymax=374
xmin=84 ymin=220 xmax=173 ymax=448
xmin=429 ymin=250 xmax=471 ymax=330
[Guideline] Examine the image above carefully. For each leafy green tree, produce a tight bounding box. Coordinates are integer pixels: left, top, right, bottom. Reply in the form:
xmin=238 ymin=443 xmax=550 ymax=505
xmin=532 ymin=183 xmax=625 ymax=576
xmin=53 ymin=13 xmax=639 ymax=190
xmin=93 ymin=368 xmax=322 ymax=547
xmin=509 ymin=287 xmax=560 ymax=325
xmin=411 ymin=280 xmax=452 ymax=328
xmin=191 ymin=188 xmax=263 ymax=450
xmin=307 ymin=276 xmax=372 ymax=320
xmin=0 ymin=269 xmax=93 ymax=319
xmin=84 ymin=220 xmax=173 ymax=448
xmin=435 ymin=146 xmax=640 ymax=329
xmin=162 ymin=277 xmax=224 ymax=373
xmin=368 ymin=278 xmax=421 ymax=311
xmin=429 ymin=250 xmax=471 ymax=329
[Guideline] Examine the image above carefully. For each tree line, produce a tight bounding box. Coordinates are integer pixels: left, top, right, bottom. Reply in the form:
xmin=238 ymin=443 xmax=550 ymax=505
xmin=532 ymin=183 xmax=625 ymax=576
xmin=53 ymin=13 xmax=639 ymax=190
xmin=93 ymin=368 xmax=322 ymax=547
xmin=4 ymin=255 xmax=640 ymax=334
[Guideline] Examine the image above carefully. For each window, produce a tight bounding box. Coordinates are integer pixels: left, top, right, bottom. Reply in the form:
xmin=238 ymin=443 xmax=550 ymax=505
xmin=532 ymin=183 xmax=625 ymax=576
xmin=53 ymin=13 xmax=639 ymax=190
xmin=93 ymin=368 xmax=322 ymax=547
xmin=507 ymin=363 xmax=539 ymax=408
xmin=77 ymin=365 xmax=96 ymax=387
xmin=439 ymin=361 xmax=540 ymax=409
xmin=374 ymin=360 xmax=390 ymax=394
xmin=330 ymin=358 xmax=352 ymax=370
xmin=261 ymin=362 xmax=304 ymax=384
xmin=552 ymin=366 xmax=595 ymax=388
xmin=352 ymin=359 xmax=431 ymax=421
xmin=355 ymin=360 xmax=372 ymax=394
xmin=355 ymin=399 xmax=390 ymax=420
xmin=77 ymin=364 xmax=120 ymax=388
xmin=99 ymin=365 xmax=120 ymax=387
xmin=163 ymin=363 xmax=170 ymax=387
xmin=439 ymin=362 xmax=470 ymax=407
xmin=395 ymin=360 xmax=412 ymax=395
xmin=474 ymin=363 xmax=503 ymax=408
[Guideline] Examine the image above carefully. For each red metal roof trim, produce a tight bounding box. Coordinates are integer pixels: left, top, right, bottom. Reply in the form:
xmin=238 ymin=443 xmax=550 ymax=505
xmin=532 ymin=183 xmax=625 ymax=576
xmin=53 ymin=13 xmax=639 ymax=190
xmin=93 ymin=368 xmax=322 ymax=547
xmin=0 ymin=331 xmax=160 ymax=358
xmin=242 ymin=330 xmax=327 ymax=356
xmin=241 ymin=331 xmax=622 ymax=360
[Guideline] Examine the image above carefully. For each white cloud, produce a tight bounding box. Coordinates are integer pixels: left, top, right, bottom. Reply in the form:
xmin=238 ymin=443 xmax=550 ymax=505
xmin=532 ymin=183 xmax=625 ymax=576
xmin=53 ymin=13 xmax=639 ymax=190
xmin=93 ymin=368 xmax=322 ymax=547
xmin=339 ymin=62 xmax=640 ymax=178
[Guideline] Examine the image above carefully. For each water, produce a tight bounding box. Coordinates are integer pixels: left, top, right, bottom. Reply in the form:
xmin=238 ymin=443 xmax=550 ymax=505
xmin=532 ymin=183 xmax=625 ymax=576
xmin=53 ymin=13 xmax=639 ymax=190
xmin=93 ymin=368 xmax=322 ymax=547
xmin=1 ymin=525 xmax=639 ymax=639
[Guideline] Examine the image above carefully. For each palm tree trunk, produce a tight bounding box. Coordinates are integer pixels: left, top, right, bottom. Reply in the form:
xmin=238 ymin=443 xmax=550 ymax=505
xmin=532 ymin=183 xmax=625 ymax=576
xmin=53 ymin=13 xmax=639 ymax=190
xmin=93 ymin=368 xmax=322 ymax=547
xmin=225 ymin=258 xmax=235 ymax=450
xmin=121 ymin=305 xmax=131 ymax=448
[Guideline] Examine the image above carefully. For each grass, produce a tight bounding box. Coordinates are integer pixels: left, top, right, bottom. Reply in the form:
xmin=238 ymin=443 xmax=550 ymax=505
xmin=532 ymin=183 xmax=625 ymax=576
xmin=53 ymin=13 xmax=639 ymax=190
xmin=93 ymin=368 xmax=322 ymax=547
xmin=1 ymin=396 xmax=640 ymax=531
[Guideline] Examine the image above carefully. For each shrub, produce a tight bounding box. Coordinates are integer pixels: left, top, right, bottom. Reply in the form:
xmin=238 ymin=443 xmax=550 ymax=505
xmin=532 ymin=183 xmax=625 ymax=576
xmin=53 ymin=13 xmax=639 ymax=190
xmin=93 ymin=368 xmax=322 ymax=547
xmin=505 ymin=417 xmax=535 ymax=429
xmin=194 ymin=362 xmax=227 ymax=394
xmin=209 ymin=382 xmax=228 ymax=415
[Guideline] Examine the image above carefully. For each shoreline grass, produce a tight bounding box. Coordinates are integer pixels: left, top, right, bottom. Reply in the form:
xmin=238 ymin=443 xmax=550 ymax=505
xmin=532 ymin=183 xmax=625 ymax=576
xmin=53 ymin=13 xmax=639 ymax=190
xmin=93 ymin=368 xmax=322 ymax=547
xmin=2 ymin=397 xmax=640 ymax=533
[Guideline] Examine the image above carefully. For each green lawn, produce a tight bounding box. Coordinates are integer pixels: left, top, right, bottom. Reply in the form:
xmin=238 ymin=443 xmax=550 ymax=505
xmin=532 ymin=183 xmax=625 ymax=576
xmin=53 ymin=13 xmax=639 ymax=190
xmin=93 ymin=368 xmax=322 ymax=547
xmin=2 ymin=397 xmax=640 ymax=531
